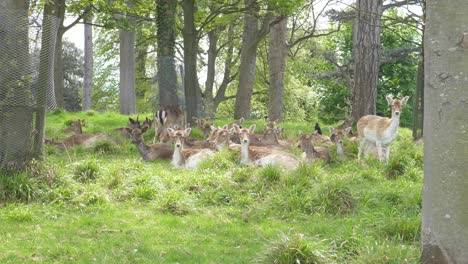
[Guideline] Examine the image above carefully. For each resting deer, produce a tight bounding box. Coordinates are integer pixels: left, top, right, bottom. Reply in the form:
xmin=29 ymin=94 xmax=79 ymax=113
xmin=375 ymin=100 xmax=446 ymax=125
xmin=154 ymin=105 xmax=184 ymax=143
xmin=297 ymin=132 xmax=331 ymax=163
xmin=329 ymin=127 xmax=352 ymax=156
xmin=64 ymin=119 xmax=85 ymax=134
xmin=234 ymin=124 xmax=300 ymax=170
xmin=261 ymin=126 xmax=291 ymax=149
xmin=129 ymin=126 xmax=173 ymax=161
xmin=357 ymin=95 xmax=409 ymax=161
xmin=114 ymin=116 xmax=152 ymax=137
xmin=210 ymin=125 xmax=237 ymax=151
xmin=167 ymin=128 xmax=215 ymax=169
xmin=193 ymin=117 xmax=213 ymax=138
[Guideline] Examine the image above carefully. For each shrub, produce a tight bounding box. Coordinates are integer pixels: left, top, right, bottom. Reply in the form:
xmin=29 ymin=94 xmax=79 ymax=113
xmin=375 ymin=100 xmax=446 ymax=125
xmin=91 ymin=140 xmax=118 ymax=154
xmin=314 ymin=182 xmax=354 ymax=215
xmin=73 ymin=160 xmax=100 ymax=183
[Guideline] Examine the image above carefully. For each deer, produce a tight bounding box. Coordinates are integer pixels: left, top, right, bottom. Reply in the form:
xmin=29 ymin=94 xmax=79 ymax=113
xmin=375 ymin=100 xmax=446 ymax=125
xmin=154 ymin=105 xmax=185 ymax=143
xmin=329 ymin=127 xmax=352 ymax=156
xmin=167 ymin=127 xmax=216 ymax=169
xmin=297 ymin=132 xmax=331 ymax=163
xmin=193 ymin=117 xmax=213 ymax=138
xmin=261 ymin=126 xmax=291 ymax=149
xmin=210 ymin=125 xmax=237 ymax=151
xmin=357 ymin=95 xmax=410 ymax=162
xmin=233 ymin=124 xmax=300 ymax=170
xmin=129 ymin=126 xmax=173 ymax=161
xmin=114 ymin=116 xmax=152 ymax=138
xmin=64 ymin=119 xmax=85 ymax=134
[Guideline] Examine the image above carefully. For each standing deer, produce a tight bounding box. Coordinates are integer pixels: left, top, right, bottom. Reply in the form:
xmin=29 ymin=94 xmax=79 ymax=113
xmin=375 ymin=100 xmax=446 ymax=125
xmin=234 ymin=124 xmax=300 ymax=170
xmin=167 ymin=127 xmax=215 ymax=169
xmin=154 ymin=105 xmax=184 ymax=143
xmin=297 ymin=132 xmax=331 ymax=163
xmin=329 ymin=127 xmax=352 ymax=156
xmin=129 ymin=126 xmax=173 ymax=161
xmin=357 ymin=95 xmax=409 ymax=161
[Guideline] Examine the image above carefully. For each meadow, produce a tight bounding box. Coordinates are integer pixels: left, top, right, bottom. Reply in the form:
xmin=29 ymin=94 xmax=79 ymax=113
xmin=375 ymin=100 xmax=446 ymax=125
xmin=0 ymin=110 xmax=423 ymax=263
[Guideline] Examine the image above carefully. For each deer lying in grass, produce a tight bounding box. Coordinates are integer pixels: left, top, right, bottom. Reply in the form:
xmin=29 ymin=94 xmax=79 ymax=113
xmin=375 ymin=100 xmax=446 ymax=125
xmin=210 ymin=125 xmax=235 ymax=151
xmin=329 ymin=127 xmax=352 ymax=156
xmin=167 ymin=128 xmax=215 ymax=169
xmin=261 ymin=126 xmax=291 ymax=149
xmin=297 ymin=132 xmax=331 ymax=163
xmin=234 ymin=124 xmax=300 ymax=170
xmin=357 ymin=95 xmax=409 ymax=161
xmin=129 ymin=126 xmax=173 ymax=161
xmin=64 ymin=119 xmax=85 ymax=134
xmin=193 ymin=117 xmax=213 ymax=138
xmin=154 ymin=105 xmax=184 ymax=143
xmin=114 ymin=116 xmax=152 ymax=137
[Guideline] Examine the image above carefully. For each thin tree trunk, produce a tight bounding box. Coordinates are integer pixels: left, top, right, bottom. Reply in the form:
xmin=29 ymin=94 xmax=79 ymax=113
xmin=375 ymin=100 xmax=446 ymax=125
xmin=82 ymin=14 xmax=93 ymax=111
xmin=412 ymin=60 xmax=423 ymax=139
xmin=351 ymin=0 xmax=383 ymax=123
xmin=157 ymin=0 xmax=179 ymax=106
xmin=204 ymin=29 xmax=218 ymax=119
xmin=214 ymin=25 xmax=237 ymax=111
xmin=422 ymin=0 xmax=468 ymax=262
xmin=53 ymin=0 xmax=65 ymax=109
xmin=119 ymin=12 xmax=136 ymax=114
xmin=268 ymin=16 xmax=287 ymax=122
xmin=182 ymin=0 xmax=201 ymax=124
xmin=135 ymin=26 xmax=149 ymax=97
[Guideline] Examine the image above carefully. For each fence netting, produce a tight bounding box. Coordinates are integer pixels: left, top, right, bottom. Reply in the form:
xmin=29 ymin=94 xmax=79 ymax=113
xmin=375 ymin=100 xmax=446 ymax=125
xmin=0 ymin=7 xmax=59 ymax=169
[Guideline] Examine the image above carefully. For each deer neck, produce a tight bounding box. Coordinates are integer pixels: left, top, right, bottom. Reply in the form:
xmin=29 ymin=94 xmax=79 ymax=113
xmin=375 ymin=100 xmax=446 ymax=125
xmin=240 ymin=143 xmax=250 ymax=165
xmin=135 ymin=141 xmax=149 ymax=157
xmin=303 ymin=143 xmax=316 ymax=159
xmin=172 ymin=146 xmax=183 ymax=167
xmin=336 ymin=142 xmax=344 ymax=156
xmin=386 ymin=114 xmax=401 ymax=137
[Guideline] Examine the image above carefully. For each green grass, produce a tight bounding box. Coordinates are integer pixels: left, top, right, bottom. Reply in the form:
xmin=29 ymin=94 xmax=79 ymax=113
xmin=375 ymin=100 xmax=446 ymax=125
xmin=0 ymin=111 xmax=423 ymax=263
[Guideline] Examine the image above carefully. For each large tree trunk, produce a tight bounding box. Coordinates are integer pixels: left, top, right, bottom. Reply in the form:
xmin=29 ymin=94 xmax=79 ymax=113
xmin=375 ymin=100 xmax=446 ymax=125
xmin=268 ymin=16 xmax=287 ymax=122
xmin=53 ymin=0 xmax=65 ymax=109
xmin=135 ymin=25 xmax=149 ymax=98
xmin=351 ymin=0 xmax=383 ymax=122
xmin=119 ymin=12 xmax=136 ymax=115
xmin=82 ymin=14 xmax=93 ymax=111
xmin=182 ymin=0 xmax=202 ymax=124
xmin=204 ymin=29 xmax=218 ymax=119
xmin=157 ymin=0 xmax=179 ymax=106
xmin=0 ymin=0 xmax=34 ymax=169
xmin=422 ymin=0 xmax=468 ymax=262
xmin=234 ymin=0 xmax=260 ymax=120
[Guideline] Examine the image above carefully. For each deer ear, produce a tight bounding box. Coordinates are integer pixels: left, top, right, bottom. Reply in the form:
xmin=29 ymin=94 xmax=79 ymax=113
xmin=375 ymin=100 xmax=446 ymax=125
xmin=141 ymin=126 xmax=149 ymax=133
xmin=401 ymin=96 xmax=410 ymax=105
xmin=386 ymin=95 xmax=394 ymax=105
xmin=344 ymin=127 xmax=352 ymax=134
xmin=233 ymin=124 xmax=240 ymax=132
xmin=222 ymin=125 xmax=228 ymax=129
xmin=239 ymin=117 xmax=244 ymax=124
xmin=129 ymin=117 xmax=135 ymax=124
xmin=184 ymin=127 xmax=192 ymax=137
xmin=210 ymin=125 xmax=217 ymax=132
xmin=249 ymin=124 xmax=256 ymax=133
xmin=329 ymin=127 xmax=335 ymax=135
xmin=167 ymin=128 xmax=176 ymax=136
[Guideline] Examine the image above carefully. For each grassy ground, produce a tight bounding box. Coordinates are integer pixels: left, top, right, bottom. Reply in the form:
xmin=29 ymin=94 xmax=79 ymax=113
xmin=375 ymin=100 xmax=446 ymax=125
xmin=0 ymin=110 xmax=423 ymax=263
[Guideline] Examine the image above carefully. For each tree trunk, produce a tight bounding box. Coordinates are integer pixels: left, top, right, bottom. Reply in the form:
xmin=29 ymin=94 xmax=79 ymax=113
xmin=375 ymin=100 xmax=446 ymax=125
xmin=268 ymin=16 xmax=287 ymax=122
xmin=82 ymin=14 xmax=93 ymax=111
xmin=234 ymin=0 xmax=260 ymax=120
xmin=182 ymin=0 xmax=202 ymax=124
xmin=53 ymin=0 xmax=65 ymax=109
xmin=0 ymin=0 xmax=34 ymax=169
xmin=351 ymin=0 xmax=383 ymax=123
xmin=204 ymin=29 xmax=218 ymax=119
xmin=135 ymin=26 xmax=149 ymax=97
xmin=412 ymin=60 xmax=423 ymax=139
xmin=157 ymin=0 xmax=179 ymax=106
xmin=422 ymin=0 xmax=468 ymax=263
xmin=119 ymin=12 xmax=136 ymax=115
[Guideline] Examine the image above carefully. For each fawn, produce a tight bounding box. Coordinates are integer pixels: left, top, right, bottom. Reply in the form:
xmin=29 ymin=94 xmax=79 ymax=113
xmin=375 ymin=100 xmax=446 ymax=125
xmin=234 ymin=124 xmax=300 ymax=170
xmin=154 ymin=105 xmax=185 ymax=143
xmin=129 ymin=126 xmax=173 ymax=161
xmin=329 ymin=127 xmax=352 ymax=156
xmin=167 ymin=127 xmax=215 ymax=169
xmin=357 ymin=95 xmax=409 ymax=161
xmin=297 ymin=132 xmax=331 ymax=163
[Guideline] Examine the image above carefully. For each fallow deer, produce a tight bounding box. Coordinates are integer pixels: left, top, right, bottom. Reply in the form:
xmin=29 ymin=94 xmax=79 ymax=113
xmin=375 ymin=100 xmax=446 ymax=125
xmin=154 ymin=105 xmax=185 ymax=143
xmin=211 ymin=125 xmax=236 ymax=151
xmin=114 ymin=116 xmax=151 ymax=137
xmin=193 ymin=117 xmax=213 ymax=138
xmin=234 ymin=124 xmax=300 ymax=170
xmin=329 ymin=127 xmax=352 ymax=156
xmin=167 ymin=128 xmax=215 ymax=169
xmin=64 ymin=119 xmax=85 ymax=134
xmin=297 ymin=132 xmax=331 ymax=163
xmin=357 ymin=95 xmax=409 ymax=161
xmin=261 ymin=126 xmax=291 ymax=149
xmin=129 ymin=126 xmax=173 ymax=161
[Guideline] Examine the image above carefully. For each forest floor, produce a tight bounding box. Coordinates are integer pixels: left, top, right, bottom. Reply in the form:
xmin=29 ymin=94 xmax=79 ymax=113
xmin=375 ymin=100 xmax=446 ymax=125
xmin=0 ymin=110 xmax=423 ymax=263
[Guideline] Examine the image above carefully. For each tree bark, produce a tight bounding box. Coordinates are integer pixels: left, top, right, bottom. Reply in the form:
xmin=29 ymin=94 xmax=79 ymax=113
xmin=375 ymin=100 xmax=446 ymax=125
xmin=157 ymin=0 xmax=179 ymax=106
xmin=204 ymin=29 xmax=218 ymax=119
xmin=119 ymin=12 xmax=136 ymax=115
xmin=351 ymin=0 xmax=383 ymax=123
xmin=182 ymin=0 xmax=202 ymax=124
xmin=135 ymin=26 xmax=149 ymax=97
xmin=412 ymin=60 xmax=423 ymax=139
xmin=53 ymin=0 xmax=66 ymax=109
xmin=82 ymin=14 xmax=93 ymax=111
xmin=268 ymin=16 xmax=287 ymax=122
xmin=422 ymin=0 xmax=468 ymax=263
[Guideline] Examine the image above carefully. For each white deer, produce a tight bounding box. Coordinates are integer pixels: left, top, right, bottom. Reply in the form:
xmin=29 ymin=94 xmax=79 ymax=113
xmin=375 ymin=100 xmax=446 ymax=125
xmin=357 ymin=95 xmax=410 ymax=162
xmin=167 ymin=127 xmax=215 ymax=169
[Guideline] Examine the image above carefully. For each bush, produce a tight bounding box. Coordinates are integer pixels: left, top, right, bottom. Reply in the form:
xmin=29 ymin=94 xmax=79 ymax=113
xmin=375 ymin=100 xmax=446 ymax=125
xmin=73 ymin=160 xmax=100 ymax=183
xmin=314 ymin=182 xmax=354 ymax=215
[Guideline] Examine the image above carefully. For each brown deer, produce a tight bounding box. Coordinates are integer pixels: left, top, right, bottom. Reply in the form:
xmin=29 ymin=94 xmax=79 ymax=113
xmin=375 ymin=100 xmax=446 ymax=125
xmin=154 ymin=105 xmax=184 ymax=143
xmin=234 ymin=124 xmax=300 ymax=170
xmin=114 ymin=116 xmax=152 ymax=137
xmin=357 ymin=95 xmax=409 ymax=161
xmin=329 ymin=127 xmax=352 ymax=156
xmin=211 ymin=125 xmax=235 ymax=151
xmin=129 ymin=126 xmax=173 ymax=161
xmin=297 ymin=132 xmax=331 ymax=163
xmin=64 ymin=119 xmax=85 ymax=134
xmin=167 ymin=127 xmax=216 ymax=169
xmin=193 ymin=117 xmax=213 ymax=138
xmin=261 ymin=126 xmax=291 ymax=149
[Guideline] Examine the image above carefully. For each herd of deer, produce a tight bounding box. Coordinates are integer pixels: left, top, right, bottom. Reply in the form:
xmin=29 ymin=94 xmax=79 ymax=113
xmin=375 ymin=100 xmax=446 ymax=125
xmin=46 ymin=95 xmax=410 ymax=170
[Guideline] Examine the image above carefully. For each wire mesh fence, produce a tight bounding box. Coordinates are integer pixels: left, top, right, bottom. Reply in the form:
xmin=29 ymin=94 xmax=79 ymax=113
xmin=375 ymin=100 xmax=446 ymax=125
xmin=0 ymin=7 xmax=59 ymax=170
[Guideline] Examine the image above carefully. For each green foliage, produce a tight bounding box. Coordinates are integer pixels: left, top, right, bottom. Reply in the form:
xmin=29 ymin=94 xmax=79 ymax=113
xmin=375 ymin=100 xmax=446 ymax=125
xmin=0 ymin=171 xmax=40 ymax=202
xmin=91 ymin=140 xmax=118 ymax=154
xmin=62 ymin=41 xmax=84 ymax=112
xmin=73 ymin=160 xmax=100 ymax=183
